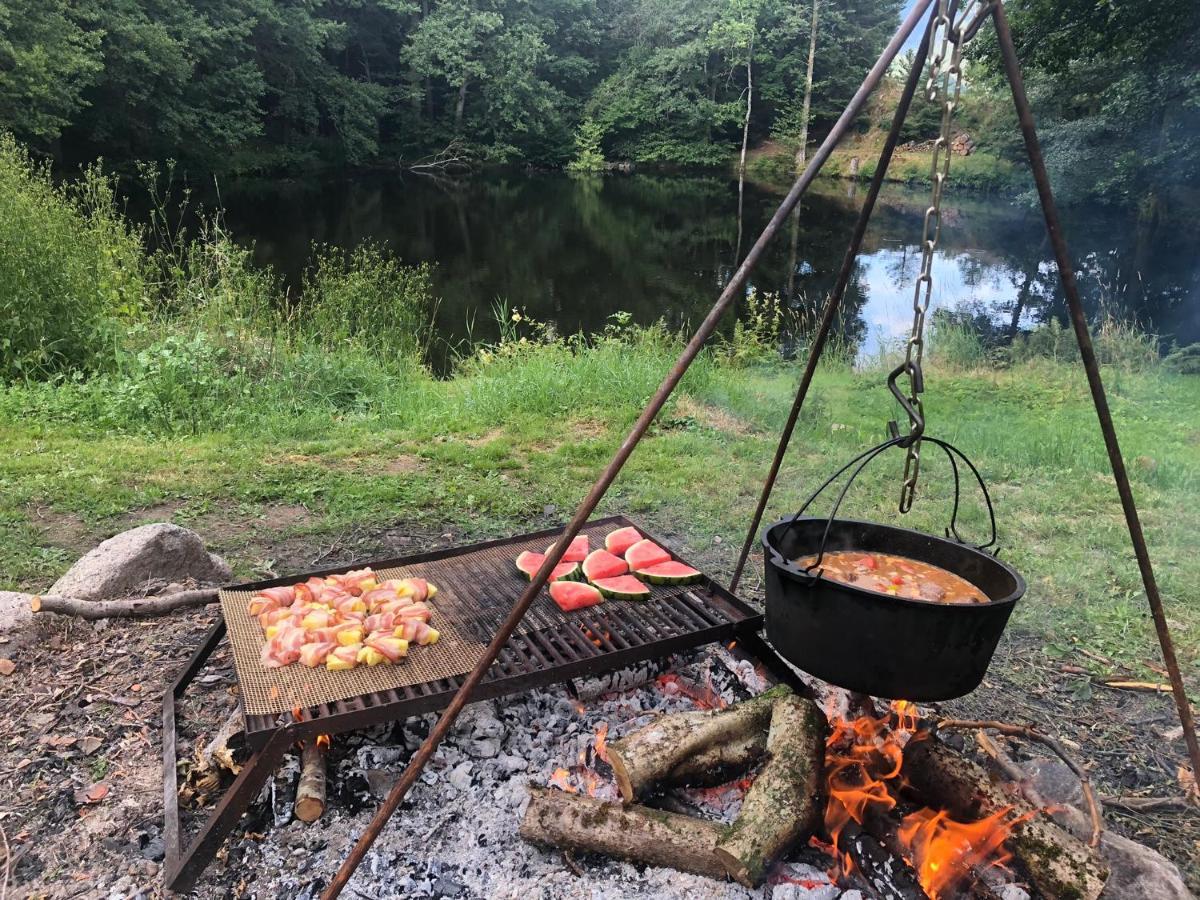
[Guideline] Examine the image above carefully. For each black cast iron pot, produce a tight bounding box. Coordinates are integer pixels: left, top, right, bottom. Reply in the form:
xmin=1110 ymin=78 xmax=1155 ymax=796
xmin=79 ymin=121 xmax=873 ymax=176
xmin=763 ymin=515 xmax=1025 ymax=700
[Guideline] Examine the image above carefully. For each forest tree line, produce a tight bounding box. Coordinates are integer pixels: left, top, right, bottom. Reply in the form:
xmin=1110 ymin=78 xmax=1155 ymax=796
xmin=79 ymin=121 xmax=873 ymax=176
xmin=0 ymin=0 xmax=1196 ymax=207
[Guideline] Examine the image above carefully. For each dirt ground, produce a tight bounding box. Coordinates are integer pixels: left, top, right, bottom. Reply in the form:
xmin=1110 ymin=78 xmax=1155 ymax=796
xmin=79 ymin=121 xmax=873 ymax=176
xmin=1 ymin=524 xmax=1197 ymax=899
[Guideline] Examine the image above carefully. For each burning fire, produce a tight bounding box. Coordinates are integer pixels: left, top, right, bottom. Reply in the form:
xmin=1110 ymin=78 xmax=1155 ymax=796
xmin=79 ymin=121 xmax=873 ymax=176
xmin=549 ymin=767 xmax=576 ymax=793
xmin=550 ymin=722 xmax=614 ymax=798
xmin=316 ymin=734 xmax=331 ymax=751
xmin=824 ymin=700 xmax=1027 ymax=899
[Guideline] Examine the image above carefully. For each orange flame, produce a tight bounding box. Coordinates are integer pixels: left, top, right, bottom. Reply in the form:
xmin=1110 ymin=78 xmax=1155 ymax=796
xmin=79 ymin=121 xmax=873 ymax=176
xmin=824 ymin=700 xmax=1026 ymax=899
xmin=316 ymin=734 xmax=331 ymax=751
xmin=549 ymin=767 xmax=576 ymax=793
xmin=594 ymin=722 xmax=609 ymax=763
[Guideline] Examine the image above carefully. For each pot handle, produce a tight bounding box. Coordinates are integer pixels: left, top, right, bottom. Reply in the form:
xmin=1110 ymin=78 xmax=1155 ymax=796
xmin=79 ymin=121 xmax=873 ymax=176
xmin=784 ymin=435 xmax=998 ymax=575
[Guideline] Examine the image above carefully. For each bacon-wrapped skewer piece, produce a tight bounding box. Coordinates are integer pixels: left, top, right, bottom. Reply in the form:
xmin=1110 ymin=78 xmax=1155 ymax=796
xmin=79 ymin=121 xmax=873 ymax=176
xmin=260 ymin=606 xmax=300 ymax=629
xmin=366 ymin=634 xmax=409 ymax=662
xmin=301 ymin=608 xmax=333 ymax=631
xmin=333 ymin=595 xmax=367 ymax=617
xmin=261 ymin=624 xmax=307 ymax=668
xmin=357 ymin=645 xmax=386 ymax=666
xmin=327 ymin=568 xmax=378 ymax=596
xmin=326 ymin=643 xmax=361 ymax=671
xmin=363 ymin=612 xmax=397 ymax=635
xmin=395 ymin=602 xmax=432 ymax=623
xmin=248 ymin=595 xmax=281 ymax=618
xmin=361 ymin=587 xmax=399 ymax=610
xmin=299 ymin=641 xmax=336 ymax=668
xmin=394 ymin=619 xmax=439 ymax=646
xmin=334 ymin=625 xmax=364 ymax=647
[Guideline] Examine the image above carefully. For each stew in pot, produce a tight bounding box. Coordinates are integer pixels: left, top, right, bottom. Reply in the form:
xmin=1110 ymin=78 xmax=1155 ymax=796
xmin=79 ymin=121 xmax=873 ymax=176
xmin=793 ymin=550 xmax=988 ymax=604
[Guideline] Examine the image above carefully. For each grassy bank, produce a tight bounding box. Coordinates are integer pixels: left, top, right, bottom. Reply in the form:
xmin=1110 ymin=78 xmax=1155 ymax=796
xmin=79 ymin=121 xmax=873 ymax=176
xmin=1 ymin=132 xmax=1197 ymax=687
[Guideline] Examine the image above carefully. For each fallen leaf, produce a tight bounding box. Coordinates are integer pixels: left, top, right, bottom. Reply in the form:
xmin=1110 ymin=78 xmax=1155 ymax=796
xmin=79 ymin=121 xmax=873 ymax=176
xmin=1178 ymin=764 xmax=1199 ymax=805
xmin=80 ymin=735 xmax=103 ymax=755
xmin=75 ymin=782 xmax=110 ymax=805
xmin=130 ymin=683 xmax=142 ymax=692
xmin=0 ymin=658 xmax=15 ymax=676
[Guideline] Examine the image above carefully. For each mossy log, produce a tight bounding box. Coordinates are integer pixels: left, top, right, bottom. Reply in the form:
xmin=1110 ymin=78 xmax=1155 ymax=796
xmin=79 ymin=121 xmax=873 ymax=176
xmin=607 ymin=684 xmax=791 ymax=804
xmin=902 ymin=735 xmax=1108 ymax=900
xmin=519 ymin=786 xmax=729 ymax=880
xmin=714 ymin=694 xmax=826 ymax=887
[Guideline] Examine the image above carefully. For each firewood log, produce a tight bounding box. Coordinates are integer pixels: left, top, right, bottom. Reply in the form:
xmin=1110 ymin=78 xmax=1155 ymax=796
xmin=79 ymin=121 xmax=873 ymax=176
xmin=902 ymin=735 xmax=1108 ymax=900
xmin=607 ymin=684 xmax=791 ymax=803
xmin=520 ymin=786 xmax=729 ymax=880
xmin=32 ymin=588 xmax=218 ymax=620
xmin=840 ymin=820 xmax=930 ymax=900
xmin=665 ymin=729 xmax=766 ymax=787
xmin=714 ymin=694 xmax=826 ymax=887
xmin=294 ymin=743 xmax=327 ymax=823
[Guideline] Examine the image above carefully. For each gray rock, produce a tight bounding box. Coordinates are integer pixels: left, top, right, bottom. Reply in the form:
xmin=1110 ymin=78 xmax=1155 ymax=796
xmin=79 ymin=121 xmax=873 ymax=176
xmin=365 ymin=769 xmax=396 ymax=800
xmin=0 ymin=591 xmax=33 ymax=632
xmin=467 ymin=737 xmax=501 ymax=759
xmin=1029 ymin=759 xmax=1194 ymax=900
xmin=140 ymin=837 xmax=165 ymax=861
xmin=497 ymin=754 xmax=527 ymax=775
xmin=50 ymin=523 xmax=231 ymax=602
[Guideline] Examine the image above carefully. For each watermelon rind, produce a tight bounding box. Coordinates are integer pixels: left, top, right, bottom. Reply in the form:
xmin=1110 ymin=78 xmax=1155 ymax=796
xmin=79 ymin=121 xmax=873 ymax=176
xmin=549 ymin=580 xmax=603 ymax=611
xmin=604 ymin=526 xmax=643 ymax=557
xmin=635 ymin=561 xmax=702 ymax=585
xmin=625 ymin=539 xmax=672 ymax=572
xmin=592 ymin=575 xmax=651 ymax=600
xmin=545 ymin=535 xmax=589 ymax=563
xmin=582 ymin=549 xmax=629 ymax=583
xmin=551 ymin=561 xmax=583 ymax=582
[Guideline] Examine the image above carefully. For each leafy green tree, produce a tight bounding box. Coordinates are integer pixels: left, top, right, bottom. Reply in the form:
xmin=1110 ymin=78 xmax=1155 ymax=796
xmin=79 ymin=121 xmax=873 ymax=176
xmin=0 ymin=1 xmax=102 ymax=147
xmin=567 ymin=117 xmax=606 ymax=171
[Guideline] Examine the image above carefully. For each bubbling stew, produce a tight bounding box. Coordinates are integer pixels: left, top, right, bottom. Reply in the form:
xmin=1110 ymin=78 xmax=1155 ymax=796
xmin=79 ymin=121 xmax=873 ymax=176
xmin=793 ymin=550 xmax=989 ymax=604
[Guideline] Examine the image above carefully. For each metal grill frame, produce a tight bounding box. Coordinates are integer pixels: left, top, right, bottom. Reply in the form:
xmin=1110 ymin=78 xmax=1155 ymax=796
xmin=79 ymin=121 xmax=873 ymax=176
xmin=163 ymin=516 xmax=763 ymax=892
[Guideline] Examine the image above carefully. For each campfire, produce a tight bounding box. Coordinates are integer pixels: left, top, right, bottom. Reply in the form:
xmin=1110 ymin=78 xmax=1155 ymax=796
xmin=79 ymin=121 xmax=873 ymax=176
xmin=520 ymin=655 xmax=1108 ymax=900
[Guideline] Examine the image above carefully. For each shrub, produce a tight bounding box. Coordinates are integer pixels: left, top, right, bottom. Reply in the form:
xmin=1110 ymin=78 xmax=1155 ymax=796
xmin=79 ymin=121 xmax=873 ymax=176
xmin=567 ymin=118 xmax=607 ymax=174
xmin=1163 ymin=343 xmax=1200 ymax=376
xmin=0 ymin=133 xmax=146 ymax=380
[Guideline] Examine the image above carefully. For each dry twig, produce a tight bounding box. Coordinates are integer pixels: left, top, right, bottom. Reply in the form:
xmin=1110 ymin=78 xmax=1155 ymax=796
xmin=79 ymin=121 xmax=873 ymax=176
xmin=938 ymin=718 xmax=1103 ymax=848
xmin=31 ymin=588 xmax=218 ymax=620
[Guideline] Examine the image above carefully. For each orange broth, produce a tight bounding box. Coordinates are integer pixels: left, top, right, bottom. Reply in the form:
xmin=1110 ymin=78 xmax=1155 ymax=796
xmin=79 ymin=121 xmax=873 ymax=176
xmin=794 ymin=550 xmax=988 ymax=604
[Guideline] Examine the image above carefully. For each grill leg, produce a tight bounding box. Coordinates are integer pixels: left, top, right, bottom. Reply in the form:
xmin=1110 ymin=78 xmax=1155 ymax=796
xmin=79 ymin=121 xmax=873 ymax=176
xmin=162 ymin=617 xmax=297 ymax=894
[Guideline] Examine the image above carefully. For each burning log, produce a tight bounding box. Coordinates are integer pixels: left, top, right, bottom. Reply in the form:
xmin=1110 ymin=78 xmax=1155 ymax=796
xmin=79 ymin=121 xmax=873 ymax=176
xmin=715 ymin=695 xmax=826 ymax=887
xmin=520 ymin=786 xmax=729 ymax=880
xmin=294 ymin=739 xmax=328 ymax=823
xmin=839 ymin=821 xmax=930 ymax=900
xmin=607 ymin=684 xmax=790 ymax=803
xmin=902 ymin=735 xmax=1108 ymax=900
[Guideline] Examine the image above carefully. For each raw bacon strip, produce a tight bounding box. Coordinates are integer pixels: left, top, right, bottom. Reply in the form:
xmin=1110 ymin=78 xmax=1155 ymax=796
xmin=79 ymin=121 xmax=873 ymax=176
xmin=326 ymin=644 xmax=360 ymax=671
xmin=363 ymin=612 xmax=397 ymax=635
xmin=247 ymin=596 xmax=280 ymax=617
xmin=299 ymin=641 xmax=335 ymax=668
xmin=394 ymin=602 xmax=432 ymax=622
xmin=394 ymin=619 xmax=439 ymax=646
xmin=259 ymin=585 xmax=297 ymax=605
xmin=365 ymin=635 xmax=409 ymax=662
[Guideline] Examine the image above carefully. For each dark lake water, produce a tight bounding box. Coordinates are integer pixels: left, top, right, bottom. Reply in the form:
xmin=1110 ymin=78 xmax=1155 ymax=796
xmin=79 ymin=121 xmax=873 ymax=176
xmin=214 ymin=172 xmax=1198 ymax=366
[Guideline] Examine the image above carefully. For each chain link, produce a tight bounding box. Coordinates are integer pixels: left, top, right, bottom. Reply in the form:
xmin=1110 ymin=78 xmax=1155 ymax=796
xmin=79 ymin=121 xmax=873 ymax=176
xmin=895 ymin=0 xmax=984 ymax=513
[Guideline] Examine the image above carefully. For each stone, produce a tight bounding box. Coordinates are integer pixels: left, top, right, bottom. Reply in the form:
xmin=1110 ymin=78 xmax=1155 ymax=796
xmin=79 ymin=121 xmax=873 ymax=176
xmin=365 ymin=769 xmax=396 ymax=801
xmin=0 ymin=591 xmax=33 ymax=632
xmin=1029 ymin=758 xmax=1194 ymax=900
xmin=50 ymin=523 xmax=231 ymax=602
xmin=140 ymin=837 xmax=165 ymax=862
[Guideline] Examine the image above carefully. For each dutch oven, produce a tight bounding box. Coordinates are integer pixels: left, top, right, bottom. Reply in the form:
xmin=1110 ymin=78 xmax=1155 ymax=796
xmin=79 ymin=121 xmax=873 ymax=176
xmin=761 ymin=436 xmax=1025 ymax=701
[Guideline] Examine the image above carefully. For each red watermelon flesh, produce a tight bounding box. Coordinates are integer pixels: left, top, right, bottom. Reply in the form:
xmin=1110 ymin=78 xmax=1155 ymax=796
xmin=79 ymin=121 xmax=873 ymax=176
xmin=516 ymin=551 xmax=581 ymax=582
xmin=635 ymin=561 xmax=702 ymax=585
xmin=592 ymin=575 xmax=651 ymax=600
xmin=545 ymin=534 xmax=589 ymax=563
xmin=604 ymin=526 xmax=643 ymax=557
xmin=582 ymin=549 xmax=629 ymax=582
xmin=625 ymin=539 xmax=672 ymax=572
xmin=549 ymin=581 xmax=603 ymax=611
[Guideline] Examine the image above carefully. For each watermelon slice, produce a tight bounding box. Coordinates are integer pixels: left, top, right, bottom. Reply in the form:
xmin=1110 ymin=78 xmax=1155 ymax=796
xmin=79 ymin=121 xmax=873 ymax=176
xmin=625 ymin=539 xmax=672 ymax=572
xmin=604 ymin=526 xmax=643 ymax=557
xmin=549 ymin=581 xmax=603 ymax=611
xmin=545 ymin=534 xmax=589 ymax=563
xmin=635 ymin=561 xmax=702 ymax=585
xmin=592 ymin=575 xmax=651 ymax=600
xmin=516 ymin=551 xmax=581 ymax=582
xmin=582 ymin=549 xmax=629 ymax=583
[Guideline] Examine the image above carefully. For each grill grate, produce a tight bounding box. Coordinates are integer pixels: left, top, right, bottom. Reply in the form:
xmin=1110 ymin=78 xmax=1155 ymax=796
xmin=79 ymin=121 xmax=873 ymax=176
xmin=225 ymin=517 xmax=762 ymax=749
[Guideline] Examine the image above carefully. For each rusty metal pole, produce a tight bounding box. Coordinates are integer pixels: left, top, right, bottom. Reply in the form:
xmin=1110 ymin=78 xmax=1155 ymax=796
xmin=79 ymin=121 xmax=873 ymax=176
xmin=729 ymin=8 xmax=936 ymax=594
xmin=992 ymin=1 xmax=1200 ymax=782
xmin=319 ymin=3 xmax=935 ymax=896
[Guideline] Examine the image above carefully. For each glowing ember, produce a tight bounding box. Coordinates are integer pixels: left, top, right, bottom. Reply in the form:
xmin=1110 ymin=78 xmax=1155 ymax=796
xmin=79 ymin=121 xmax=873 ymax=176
xmin=571 ymin=699 xmax=586 ymax=716
xmin=824 ymin=700 xmax=1028 ymax=899
xmin=548 ymin=768 xmax=576 ymax=793
xmin=593 ymin=722 xmax=609 ymax=763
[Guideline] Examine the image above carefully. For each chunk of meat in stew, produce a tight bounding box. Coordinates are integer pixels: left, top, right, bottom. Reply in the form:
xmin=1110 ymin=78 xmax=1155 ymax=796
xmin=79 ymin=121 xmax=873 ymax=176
xmin=793 ymin=550 xmax=988 ymax=604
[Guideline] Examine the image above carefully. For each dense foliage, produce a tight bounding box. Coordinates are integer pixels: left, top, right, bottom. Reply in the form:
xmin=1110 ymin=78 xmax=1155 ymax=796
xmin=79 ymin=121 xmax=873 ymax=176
xmin=0 ymin=0 xmax=900 ymax=172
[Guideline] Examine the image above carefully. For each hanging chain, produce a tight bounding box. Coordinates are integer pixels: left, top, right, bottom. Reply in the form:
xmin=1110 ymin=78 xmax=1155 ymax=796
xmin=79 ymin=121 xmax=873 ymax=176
xmin=890 ymin=0 xmax=985 ymax=513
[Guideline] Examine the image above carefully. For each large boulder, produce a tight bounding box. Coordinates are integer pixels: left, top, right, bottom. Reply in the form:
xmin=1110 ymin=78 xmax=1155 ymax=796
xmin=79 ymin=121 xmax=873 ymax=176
xmin=0 ymin=591 xmax=34 ymax=632
xmin=50 ymin=523 xmax=231 ymax=602
xmin=1028 ymin=757 xmax=1195 ymax=900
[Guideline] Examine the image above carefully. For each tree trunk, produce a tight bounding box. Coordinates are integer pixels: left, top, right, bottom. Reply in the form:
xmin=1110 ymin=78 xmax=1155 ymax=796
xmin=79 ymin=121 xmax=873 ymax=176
xmin=714 ymin=695 xmax=826 ymax=887
xmin=455 ymin=77 xmax=469 ymax=132
xmin=607 ymin=684 xmax=790 ymax=803
xmin=903 ymin=735 xmax=1108 ymax=900
xmin=31 ymin=588 xmax=219 ymax=620
xmin=520 ymin=786 xmax=729 ymax=880
xmin=738 ymin=38 xmax=754 ymax=178
xmin=795 ymin=0 xmax=820 ymax=172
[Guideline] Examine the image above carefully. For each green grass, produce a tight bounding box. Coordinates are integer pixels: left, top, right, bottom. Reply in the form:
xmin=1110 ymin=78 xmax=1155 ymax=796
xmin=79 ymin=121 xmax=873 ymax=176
xmin=2 ymin=346 xmax=1197 ymax=684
